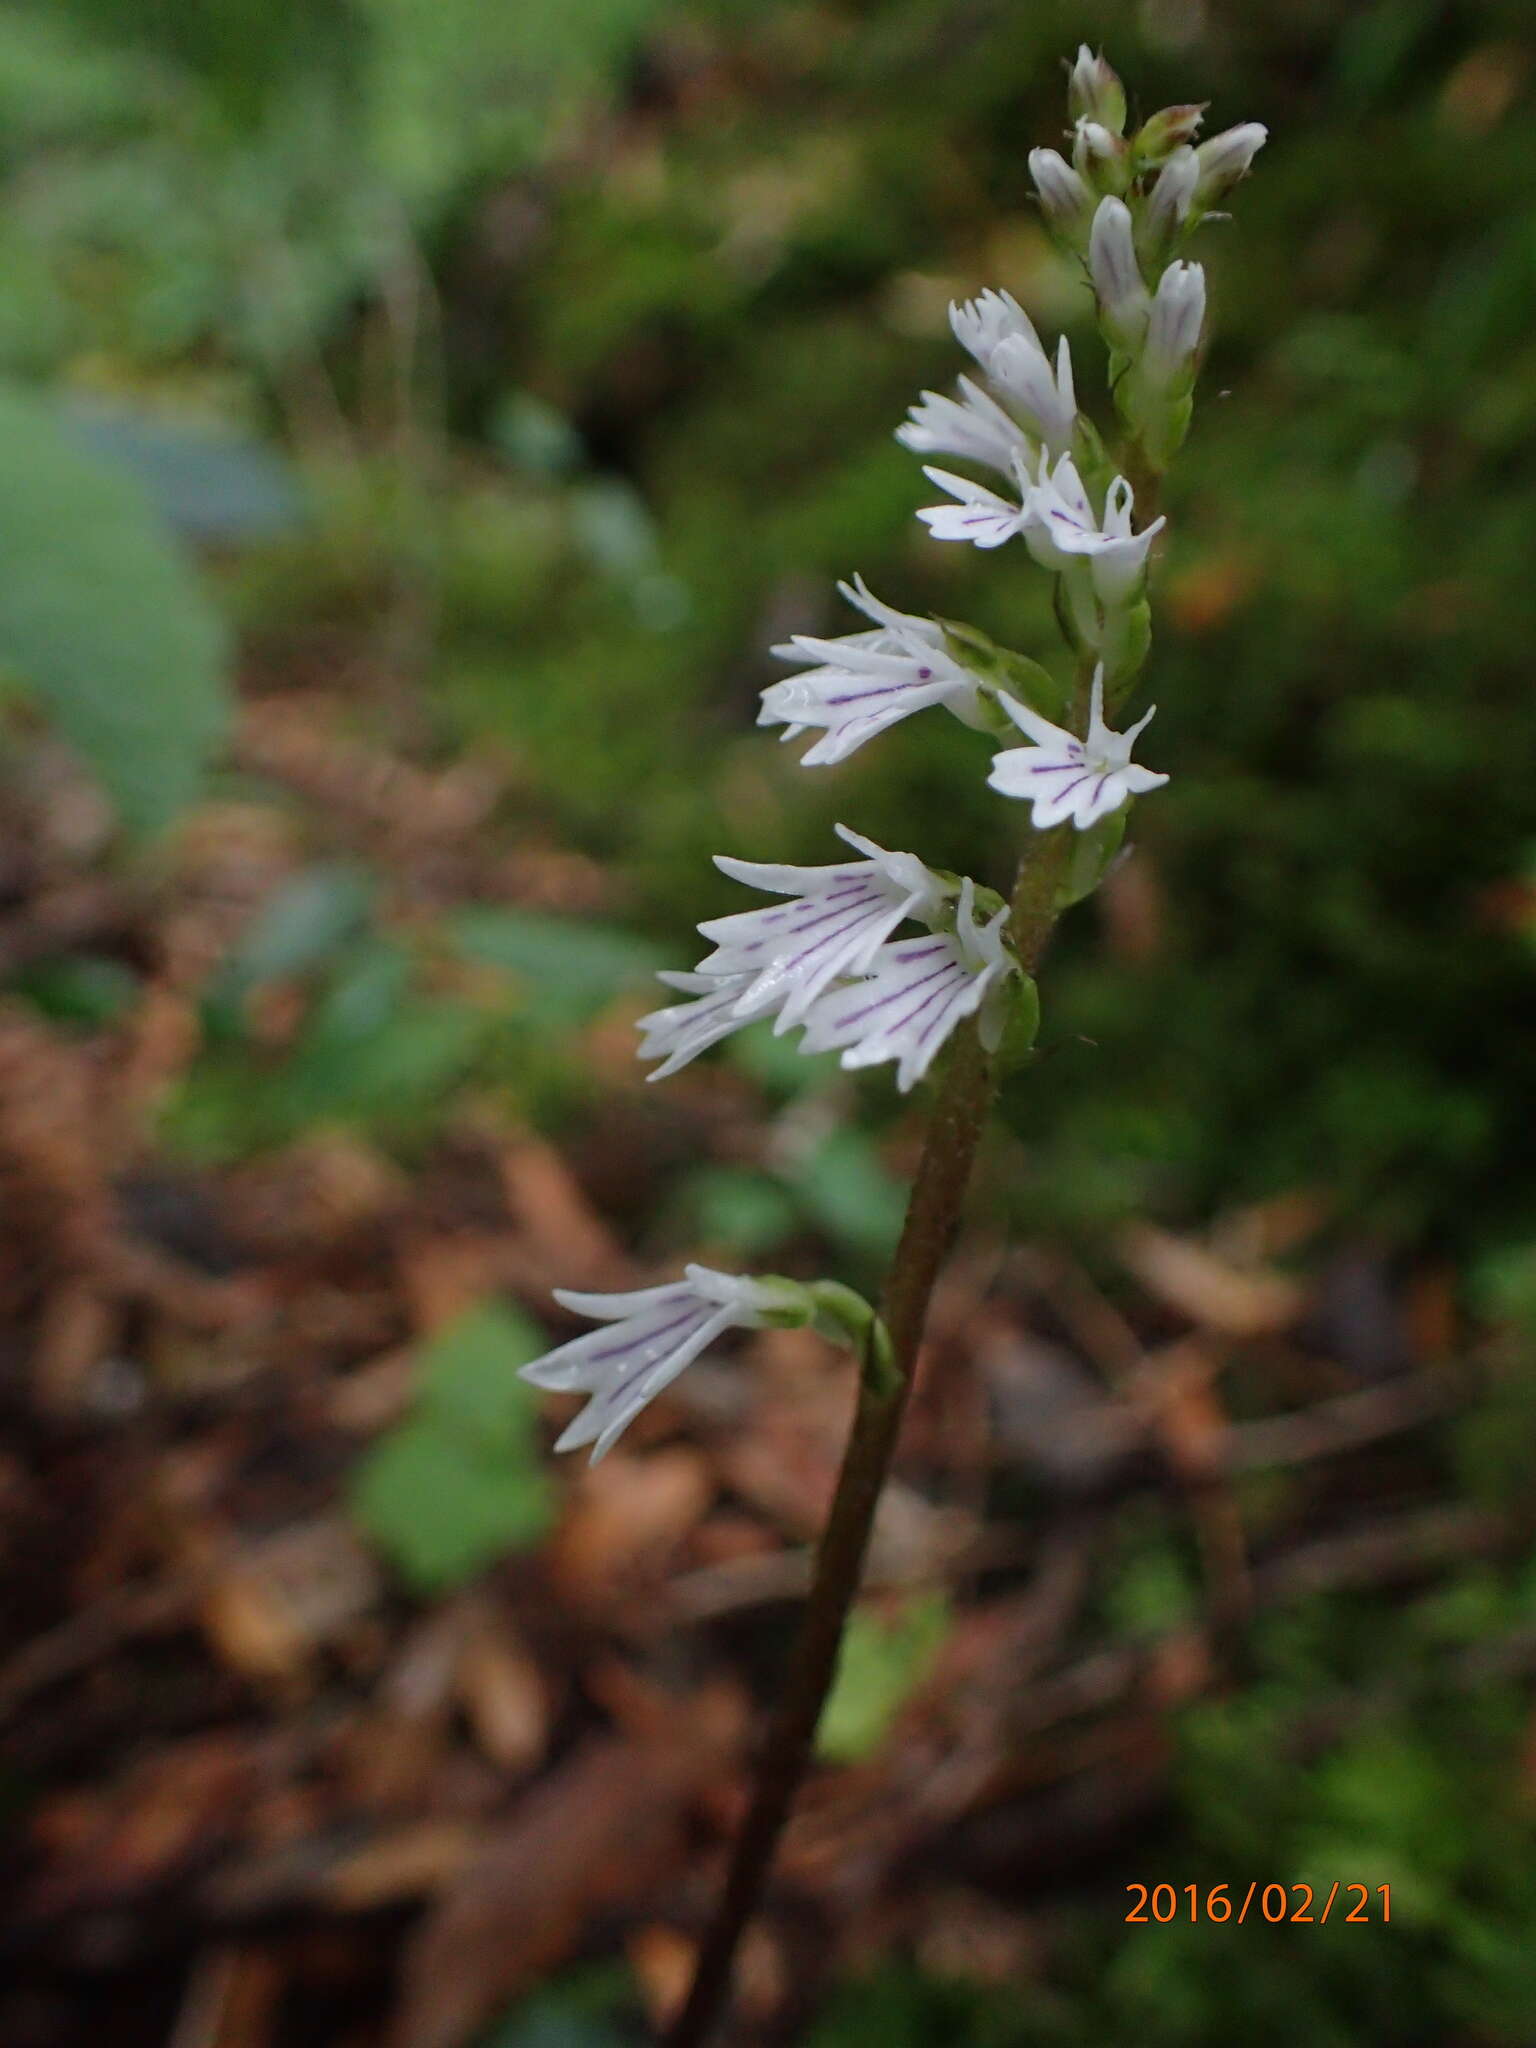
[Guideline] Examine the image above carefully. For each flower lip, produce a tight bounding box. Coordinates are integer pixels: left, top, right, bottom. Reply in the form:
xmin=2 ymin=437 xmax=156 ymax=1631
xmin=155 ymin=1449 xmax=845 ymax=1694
xmin=916 ymin=466 xmax=1029 ymax=550
xmin=987 ymin=664 xmax=1168 ymax=830
xmin=1019 ymin=451 xmax=1165 ymax=605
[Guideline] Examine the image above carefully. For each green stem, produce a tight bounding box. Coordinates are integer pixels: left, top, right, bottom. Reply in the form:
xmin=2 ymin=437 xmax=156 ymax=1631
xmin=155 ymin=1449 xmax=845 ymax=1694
xmin=663 ymin=822 xmax=1075 ymax=2048
xmin=1120 ymin=436 xmax=1164 ymax=525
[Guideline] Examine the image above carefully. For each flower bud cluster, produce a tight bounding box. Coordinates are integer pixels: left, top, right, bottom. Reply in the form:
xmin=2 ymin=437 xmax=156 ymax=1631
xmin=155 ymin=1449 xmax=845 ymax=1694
xmin=517 ymin=49 xmax=1264 ymax=1461
xmin=1032 ymin=47 xmax=1265 ymax=470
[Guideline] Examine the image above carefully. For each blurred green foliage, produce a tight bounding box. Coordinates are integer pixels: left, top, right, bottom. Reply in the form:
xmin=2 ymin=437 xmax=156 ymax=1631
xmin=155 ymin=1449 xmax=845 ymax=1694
xmin=0 ymin=381 xmax=230 ymax=832
xmin=817 ymin=1589 xmax=951 ymax=1762
xmin=351 ymin=1300 xmax=556 ymax=1589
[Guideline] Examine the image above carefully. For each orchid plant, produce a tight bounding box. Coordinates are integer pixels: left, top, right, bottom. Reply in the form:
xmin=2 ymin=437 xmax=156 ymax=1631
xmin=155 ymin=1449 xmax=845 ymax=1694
xmin=517 ymin=47 xmax=1266 ymax=2048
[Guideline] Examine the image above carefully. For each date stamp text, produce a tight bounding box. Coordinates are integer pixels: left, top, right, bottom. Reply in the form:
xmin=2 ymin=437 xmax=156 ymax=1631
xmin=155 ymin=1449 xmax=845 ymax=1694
xmin=1125 ymin=1883 xmax=1391 ymax=1925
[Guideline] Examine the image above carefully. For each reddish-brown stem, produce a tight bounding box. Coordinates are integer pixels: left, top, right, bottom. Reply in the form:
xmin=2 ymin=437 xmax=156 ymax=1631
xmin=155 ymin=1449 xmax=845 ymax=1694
xmin=663 ymin=823 xmax=1074 ymax=2048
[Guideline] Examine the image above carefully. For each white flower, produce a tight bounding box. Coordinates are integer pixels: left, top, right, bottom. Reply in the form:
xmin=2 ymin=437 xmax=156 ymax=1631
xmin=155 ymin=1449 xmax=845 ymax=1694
xmin=1088 ymin=196 xmax=1150 ymax=351
xmin=987 ymin=664 xmax=1167 ymax=829
xmin=799 ymin=879 xmax=1015 ymax=1093
xmin=1019 ymin=452 xmax=1165 ymax=606
xmin=948 ymin=287 xmax=1030 ymax=373
xmin=635 ymin=969 xmax=778 ymax=1080
xmin=897 ymin=374 xmax=1027 ymax=477
xmin=699 ymin=826 xmax=952 ymax=1030
xmin=759 ymin=574 xmax=989 ymax=764
xmin=521 ymin=1264 xmax=787 ymax=1461
xmin=991 ymin=330 xmax=1077 ymax=456
xmin=945 ymin=291 xmax=1077 ymax=456
xmin=915 ymin=464 xmax=1029 ymax=549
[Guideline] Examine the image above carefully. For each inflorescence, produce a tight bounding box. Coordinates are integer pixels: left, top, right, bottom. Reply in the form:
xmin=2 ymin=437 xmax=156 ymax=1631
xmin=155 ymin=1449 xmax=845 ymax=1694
xmin=520 ymin=49 xmax=1266 ymax=1458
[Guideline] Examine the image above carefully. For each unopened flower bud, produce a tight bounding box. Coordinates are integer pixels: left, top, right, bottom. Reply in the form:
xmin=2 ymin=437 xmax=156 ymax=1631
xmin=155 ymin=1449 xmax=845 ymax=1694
xmin=1115 ymin=262 xmax=1206 ymax=466
xmin=1135 ymin=103 xmax=1207 ymax=166
xmin=1139 ymin=146 xmax=1200 ymax=267
xmin=1029 ymin=147 xmax=1096 ymax=252
xmin=1073 ymin=118 xmax=1131 ymax=196
xmin=1143 ymin=261 xmax=1206 ymax=396
xmin=1066 ymin=45 xmax=1127 ymax=135
xmin=1088 ymin=196 xmax=1150 ymax=351
xmin=1194 ymin=122 xmax=1267 ymax=207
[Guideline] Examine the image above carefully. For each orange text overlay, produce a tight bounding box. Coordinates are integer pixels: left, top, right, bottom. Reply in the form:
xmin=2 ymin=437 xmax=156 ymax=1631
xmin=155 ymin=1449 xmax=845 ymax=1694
xmin=1126 ymin=1883 xmax=1391 ymax=1926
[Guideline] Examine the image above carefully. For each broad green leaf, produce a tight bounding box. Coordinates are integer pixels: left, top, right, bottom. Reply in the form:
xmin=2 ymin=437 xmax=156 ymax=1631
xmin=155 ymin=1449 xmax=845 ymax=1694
xmin=63 ymin=402 xmax=304 ymax=543
xmin=415 ymin=1298 xmax=551 ymax=1453
xmin=0 ymin=381 xmax=231 ymax=836
xmin=280 ymin=995 xmax=487 ymax=1129
xmin=681 ymin=1166 xmax=798 ymax=1255
xmin=449 ymin=906 xmax=663 ymax=1023
xmin=11 ymin=954 xmax=139 ymax=1027
xmin=207 ymin=864 xmax=376 ymax=1024
xmin=784 ymin=1130 xmax=907 ymax=1264
xmin=479 ymin=1967 xmax=635 ymax=2048
xmin=350 ymin=1414 xmax=553 ymax=1592
xmin=817 ymin=1591 xmax=950 ymax=1762
xmin=350 ymin=1301 xmax=554 ymax=1590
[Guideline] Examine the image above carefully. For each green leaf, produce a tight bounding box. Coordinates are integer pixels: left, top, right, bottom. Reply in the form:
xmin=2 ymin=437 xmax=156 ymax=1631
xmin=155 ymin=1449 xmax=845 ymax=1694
xmin=416 ymin=1298 xmax=552 ymax=1454
xmin=449 ymin=906 xmax=663 ymax=1024
xmin=0 ymin=381 xmax=232 ymax=836
xmin=350 ymin=1301 xmax=555 ymax=1591
xmin=207 ymin=864 xmax=376 ymax=1025
xmin=351 ymin=1415 xmax=553 ymax=1592
xmin=1057 ymin=810 xmax=1127 ymax=908
xmin=10 ymin=954 xmax=139 ymax=1027
xmin=270 ymin=936 xmax=491 ymax=1131
xmin=681 ymin=1166 xmax=799 ymax=1255
xmin=783 ymin=1130 xmax=907 ymax=1264
xmin=63 ymin=401 xmax=304 ymax=543
xmin=995 ymin=974 xmax=1042 ymax=1072
xmin=479 ymin=1966 xmax=635 ymax=2048
xmin=817 ymin=1591 xmax=950 ymax=1762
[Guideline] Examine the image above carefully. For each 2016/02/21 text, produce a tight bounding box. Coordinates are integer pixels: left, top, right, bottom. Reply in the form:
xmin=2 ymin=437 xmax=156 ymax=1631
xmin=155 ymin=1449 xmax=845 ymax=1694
xmin=1126 ymin=1883 xmax=1391 ymax=1925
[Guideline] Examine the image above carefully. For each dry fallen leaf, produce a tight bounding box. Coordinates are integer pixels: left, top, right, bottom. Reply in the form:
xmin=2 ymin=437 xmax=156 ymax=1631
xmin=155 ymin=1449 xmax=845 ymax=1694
xmin=456 ymin=1614 xmax=550 ymax=1775
xmin=199 ymin=1518 xmax=380 ymax=1694
xmin=390 ymin=1690 xmax=746 ymax=2048
xmin=325 ymin=1821 xmax=484 ymax=1911
xmin=499 ymin=1136 xmax=626 ymax=1286
xmin=550 ymin=1447 xmax=714 ymax=1610
xmin=1119 ymin=1222 xmax=1304 ymax=1337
